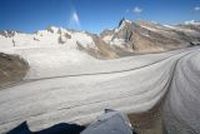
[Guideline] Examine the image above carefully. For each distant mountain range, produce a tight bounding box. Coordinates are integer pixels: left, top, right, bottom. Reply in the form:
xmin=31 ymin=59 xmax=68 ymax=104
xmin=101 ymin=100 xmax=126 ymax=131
xmin=0 ymin=19 xmax=200 ymax=59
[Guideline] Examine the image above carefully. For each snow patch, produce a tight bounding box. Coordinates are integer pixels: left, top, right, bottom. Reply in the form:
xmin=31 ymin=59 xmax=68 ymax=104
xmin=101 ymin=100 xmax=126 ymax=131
xmin=184 ymin=20 xmax=200 ymax=25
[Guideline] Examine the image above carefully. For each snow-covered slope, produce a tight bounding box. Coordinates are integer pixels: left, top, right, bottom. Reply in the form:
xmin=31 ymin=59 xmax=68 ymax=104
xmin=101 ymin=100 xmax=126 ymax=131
xmin=0 ymin=27 xmax=96 ymax=49
xmin=184 ymin=20 xmax=200 ymax=25
xmin=0 ymin=47 xmax=199 ymax=134
xmin=0 ymin=27 xmax=100 ymax=78
xmin=163 ymin=50 xmax=200 ymax=134
xmin=0 ymin=20 xmax=200 ymax=79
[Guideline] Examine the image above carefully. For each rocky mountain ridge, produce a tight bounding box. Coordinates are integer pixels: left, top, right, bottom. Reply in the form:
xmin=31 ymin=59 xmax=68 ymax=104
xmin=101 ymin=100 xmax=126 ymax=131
xmin=101 ymin=19 xmax=200 ymax=53
xmin=0 ymin=19 xmax=200 ymax=59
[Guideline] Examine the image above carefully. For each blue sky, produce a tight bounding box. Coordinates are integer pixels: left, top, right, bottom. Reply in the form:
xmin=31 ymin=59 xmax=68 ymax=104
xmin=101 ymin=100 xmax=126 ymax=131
xmin=0 ymin=0 xmax=200 ymax=33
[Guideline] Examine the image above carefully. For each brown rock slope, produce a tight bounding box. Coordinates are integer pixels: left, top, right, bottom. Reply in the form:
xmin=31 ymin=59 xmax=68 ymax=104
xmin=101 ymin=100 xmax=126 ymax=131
xmin=100 ymin=19 xmax=200 ymax=54
xmin=0 ymin=53 xmax=29 ymax=88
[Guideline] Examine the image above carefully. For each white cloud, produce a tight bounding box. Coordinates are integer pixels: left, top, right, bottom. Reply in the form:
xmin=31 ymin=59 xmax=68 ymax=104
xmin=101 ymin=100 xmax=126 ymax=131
xmin=194 ymin=6 xmax=200 ymax=11
xmin=68 ymin=10 xmax=81 ymax=29
xmin=133 ymin=7 xmax=143 ymax=14
xmin=71 ymin=11 xmax=80 ymax=26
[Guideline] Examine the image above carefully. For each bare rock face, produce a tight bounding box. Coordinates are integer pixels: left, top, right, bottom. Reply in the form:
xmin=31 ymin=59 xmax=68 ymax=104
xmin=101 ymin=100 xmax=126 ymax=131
xmin=58 ymin=33 xmax=72 ymax=44
xmin=47 ymin=26 xmax=59 ymax=33
xmin=100 ymin=29 xmax=114 ymax=39
xmin=0 ymin=53 xmax=29 ymax=88
xmin=100 ymin=19 xmax=200 ymax=53
xmin=112 ymin=19 xmax=133 ymax=42
xmin=89 ymin=35 xmax=119 ymax=59
xmin=0 ymin=30 xmax=16 ymax=38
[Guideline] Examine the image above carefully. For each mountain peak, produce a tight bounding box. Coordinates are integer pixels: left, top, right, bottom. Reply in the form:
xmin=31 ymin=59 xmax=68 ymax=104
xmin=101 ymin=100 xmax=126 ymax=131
xmin=46 ymin=26 xmax=60 ymax=33
xmin=184 ymin=20 xmax=200 ymax=25
xmin=0 ymin=30 xmax=17 ymax=38
xmin=118 ymin=18 xmax=132 ymax=27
